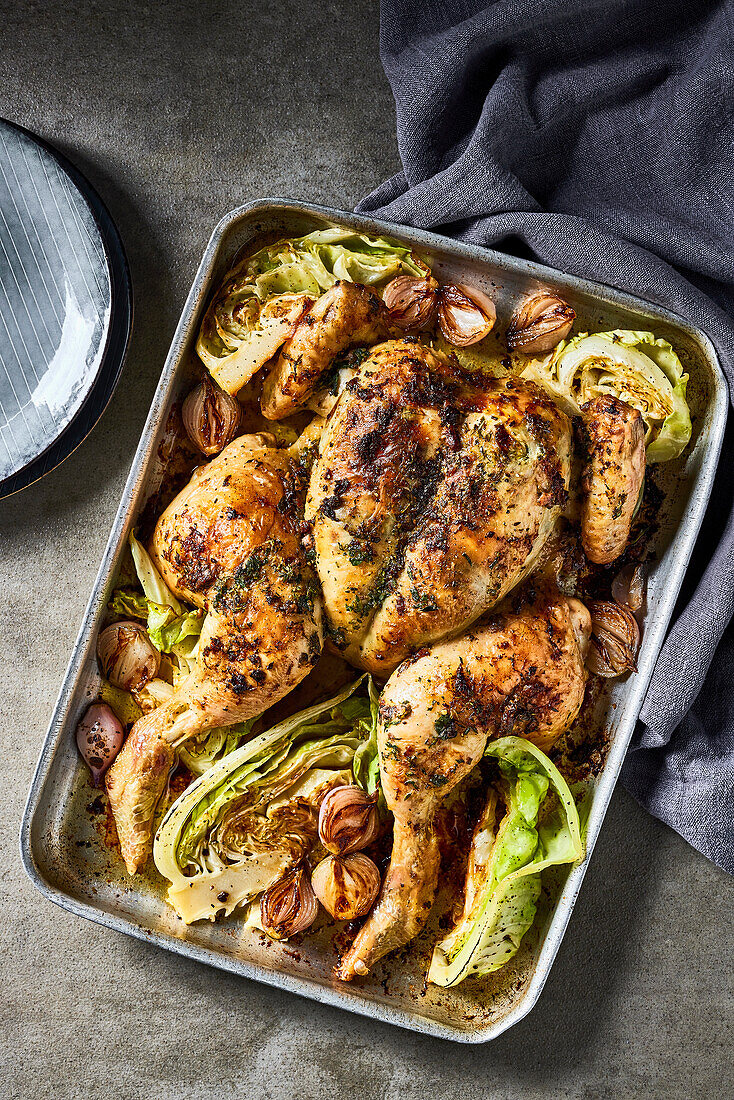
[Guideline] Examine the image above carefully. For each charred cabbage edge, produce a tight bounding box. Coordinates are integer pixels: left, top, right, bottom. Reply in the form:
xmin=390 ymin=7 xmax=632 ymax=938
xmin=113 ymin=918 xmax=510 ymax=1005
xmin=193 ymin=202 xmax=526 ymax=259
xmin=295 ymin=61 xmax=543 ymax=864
xmin=521 ymin=329 xmax=691 ymax=463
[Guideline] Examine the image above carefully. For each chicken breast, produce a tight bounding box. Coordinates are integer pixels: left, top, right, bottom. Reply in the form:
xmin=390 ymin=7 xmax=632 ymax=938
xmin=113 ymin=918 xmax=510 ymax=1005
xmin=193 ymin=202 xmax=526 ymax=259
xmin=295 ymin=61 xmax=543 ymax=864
xmin=307 ymin=340 xmax=572 ymax=675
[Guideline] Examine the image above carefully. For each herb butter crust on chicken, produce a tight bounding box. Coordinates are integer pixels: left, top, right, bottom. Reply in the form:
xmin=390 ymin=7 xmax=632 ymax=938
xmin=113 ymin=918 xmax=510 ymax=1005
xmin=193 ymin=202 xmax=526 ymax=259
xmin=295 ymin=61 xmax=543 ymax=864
xmin=76 ymin=229 xmax=692 ymax=989
xmin=306 ymin=339 xmax=572 ymax=674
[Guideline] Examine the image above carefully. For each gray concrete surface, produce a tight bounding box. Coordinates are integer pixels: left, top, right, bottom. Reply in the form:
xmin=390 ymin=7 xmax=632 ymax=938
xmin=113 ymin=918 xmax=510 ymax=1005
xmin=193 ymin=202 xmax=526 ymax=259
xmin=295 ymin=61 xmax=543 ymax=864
xmin=0 ymin=3 xmax=731 ymax=1098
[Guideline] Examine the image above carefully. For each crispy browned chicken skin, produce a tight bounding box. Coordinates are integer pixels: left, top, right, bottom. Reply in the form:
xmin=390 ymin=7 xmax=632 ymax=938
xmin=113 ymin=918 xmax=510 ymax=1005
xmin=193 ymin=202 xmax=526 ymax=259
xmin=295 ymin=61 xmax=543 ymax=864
xmin=581 ymin=395 xmax=645 ymax=564
xmin=336 ymin=586 xmax=588 ymax=981
xmin=307 ymin=340 xmax=573 ymax=675
xmin=261 ymin=280 xmax=397 ymax=420
xmin=106 ymin=434 xmax=323 ymax=874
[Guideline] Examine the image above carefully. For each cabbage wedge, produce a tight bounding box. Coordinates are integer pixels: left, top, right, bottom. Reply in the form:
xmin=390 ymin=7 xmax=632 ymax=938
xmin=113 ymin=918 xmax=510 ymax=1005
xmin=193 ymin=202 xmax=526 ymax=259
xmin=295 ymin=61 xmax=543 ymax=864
xmin=428 ymin=736 xmax=583 ymax=987
xmin=153 ymin=678 xmax=373 ymax=923
xmin=111 ymin=533 xmax=204 ymax=657
xmin=177 ymin=718 xmax=259 ymax=777
xmin=521 ymin=329 xmax=691 ymax=463
xmin=196 ymin=228 xmax=426 ymax=395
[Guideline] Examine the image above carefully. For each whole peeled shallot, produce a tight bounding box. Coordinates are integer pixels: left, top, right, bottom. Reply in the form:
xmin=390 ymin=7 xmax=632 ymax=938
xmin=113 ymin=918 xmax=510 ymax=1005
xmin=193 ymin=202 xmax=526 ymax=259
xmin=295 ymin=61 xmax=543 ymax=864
xmin=586 ymin=600 xmax=640 ymax=678
xmin=97 ymin=621 xmax=160 ymax=693
xmin=318 ymin=784 xmax=380 ymax=855
xmin=506 ymin=292 xmax=575 ymax=355
xmin=260 ymin=863 xmax=319 ymax=940
xmin=182 ymin=378 xmax=242 ymax=456
xmin=311 ymin=852 xmax=381 ymax=920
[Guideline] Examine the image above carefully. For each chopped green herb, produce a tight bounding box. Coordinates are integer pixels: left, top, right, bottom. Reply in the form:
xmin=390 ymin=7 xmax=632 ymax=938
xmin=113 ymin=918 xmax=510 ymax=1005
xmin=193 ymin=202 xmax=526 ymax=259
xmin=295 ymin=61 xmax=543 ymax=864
xmin=434 ymin=713 xmax=457 ymax=740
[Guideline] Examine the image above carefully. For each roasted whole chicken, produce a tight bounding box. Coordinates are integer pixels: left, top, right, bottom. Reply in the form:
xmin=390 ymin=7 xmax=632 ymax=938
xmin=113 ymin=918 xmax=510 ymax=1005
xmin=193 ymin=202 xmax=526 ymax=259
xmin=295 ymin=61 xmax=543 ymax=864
xmin=93 ymin=240 xmax=670 ymax=991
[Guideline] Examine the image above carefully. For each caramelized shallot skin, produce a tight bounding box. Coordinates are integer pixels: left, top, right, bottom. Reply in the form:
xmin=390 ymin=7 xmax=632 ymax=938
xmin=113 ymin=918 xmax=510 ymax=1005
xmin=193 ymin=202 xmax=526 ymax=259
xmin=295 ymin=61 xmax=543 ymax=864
xmin=507 ymin=292 xmax=575 ymax=355
xmin=580 ymin=395 xmax=645 ymax=565
xmin=335 ymin=588 xmax=587 ymax=981
xmin=106 ymin=434 xmax=323 ymax=874
xmin=261 ymin=280 xmax=398 ymax=419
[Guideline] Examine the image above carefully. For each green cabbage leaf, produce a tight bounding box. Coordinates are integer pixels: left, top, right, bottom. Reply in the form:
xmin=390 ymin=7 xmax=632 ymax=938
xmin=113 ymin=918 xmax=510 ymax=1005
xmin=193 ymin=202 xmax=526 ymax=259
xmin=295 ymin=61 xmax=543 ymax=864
xmin=110 ymin=533 xmax=204 ymax=657
xmin=428 ymin=736 xmax=583 ymax=987
xmin=521 ymin=329 xmax=692 ymax=463
xmin=352 ymin=675 xmax=381 ymax=796
xmin=153 ymin=678 xmax=373 ymax=923
xmin=196 ymin=228 xmax=427 ymax=393
xmin=178 ymin=718 xmax=259 ymax=776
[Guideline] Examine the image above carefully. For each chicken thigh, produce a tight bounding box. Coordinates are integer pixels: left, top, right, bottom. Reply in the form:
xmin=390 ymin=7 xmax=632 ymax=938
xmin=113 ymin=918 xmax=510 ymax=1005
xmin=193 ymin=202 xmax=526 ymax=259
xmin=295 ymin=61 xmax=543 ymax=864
xmin=307 ymin=340 xmax=573 ymax=676
xmin=106 ymin=433 xmax=323 ymax=874
xmin=336 ymin=585 xmax=587 ymax=981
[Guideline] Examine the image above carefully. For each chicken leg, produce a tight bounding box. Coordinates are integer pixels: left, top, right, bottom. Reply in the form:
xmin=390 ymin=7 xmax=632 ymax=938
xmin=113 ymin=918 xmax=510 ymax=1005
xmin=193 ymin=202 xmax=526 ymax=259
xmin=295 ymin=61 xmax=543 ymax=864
xmin=335 ymin=586 xmax=587 ymax=980
xmin=106 ymin=433 xmax=323 ymax=874
xmin=261 ymin=280 xmax=398 ymax=419
xmin=581 ymin=395 xmax=645 ymax=564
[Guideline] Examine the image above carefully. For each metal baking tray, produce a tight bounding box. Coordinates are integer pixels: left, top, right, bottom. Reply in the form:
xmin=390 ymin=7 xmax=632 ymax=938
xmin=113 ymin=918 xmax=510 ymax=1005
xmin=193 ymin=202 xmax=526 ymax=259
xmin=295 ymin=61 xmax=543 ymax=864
xmin=21 ymin=199 xmax=728 ymax=1042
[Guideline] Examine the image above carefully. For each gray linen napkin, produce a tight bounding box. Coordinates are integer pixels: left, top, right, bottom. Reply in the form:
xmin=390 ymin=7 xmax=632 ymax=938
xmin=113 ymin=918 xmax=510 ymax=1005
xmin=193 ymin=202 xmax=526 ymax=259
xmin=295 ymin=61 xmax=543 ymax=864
xmin=357 ymin=0 xmax=734 ymax=871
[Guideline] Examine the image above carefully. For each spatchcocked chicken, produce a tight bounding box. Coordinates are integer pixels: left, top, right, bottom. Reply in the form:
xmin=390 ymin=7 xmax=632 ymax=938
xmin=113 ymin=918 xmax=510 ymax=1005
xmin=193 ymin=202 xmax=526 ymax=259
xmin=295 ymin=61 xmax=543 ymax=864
xmin=106 ymin=433 xmax=323 ymax=873
xmin=94 ymin=247 xmax=672 ymax=990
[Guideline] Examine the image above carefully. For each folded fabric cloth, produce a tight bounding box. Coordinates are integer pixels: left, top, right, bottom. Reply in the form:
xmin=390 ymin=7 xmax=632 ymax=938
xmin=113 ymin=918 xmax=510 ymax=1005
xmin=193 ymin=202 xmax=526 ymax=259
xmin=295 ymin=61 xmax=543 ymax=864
xmin=357 ymin=0 xmax=734 ymax=872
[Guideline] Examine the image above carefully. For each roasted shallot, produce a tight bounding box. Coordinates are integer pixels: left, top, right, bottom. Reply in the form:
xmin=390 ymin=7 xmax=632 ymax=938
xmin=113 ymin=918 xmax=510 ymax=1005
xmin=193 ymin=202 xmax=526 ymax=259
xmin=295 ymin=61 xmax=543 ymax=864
xmin=76 ymin=703 xmax=125 ymax=786
xmin=382 ymin=275 xmax=438 ymax=331
xmin=318 ymin=784 xmax=380 ymax=855
xmin=586 ymin=599 xmax=640 ymax=677
xmin=437 ymin=283 xmax=496 ymax=346
xmin=182 ymin=378 xmax=242 ymax=456
xmin=97 ymin=621 xmax=160 ymax=692
xmin=260 ymin=863 xmax=319 ymax=939
xmin=383 ymin=276 xmax=496 ymax=346
xmin=507 ymin=292 xmax=575 ymax=354
xmin=311 ymin=852 xmax=381 ymax=920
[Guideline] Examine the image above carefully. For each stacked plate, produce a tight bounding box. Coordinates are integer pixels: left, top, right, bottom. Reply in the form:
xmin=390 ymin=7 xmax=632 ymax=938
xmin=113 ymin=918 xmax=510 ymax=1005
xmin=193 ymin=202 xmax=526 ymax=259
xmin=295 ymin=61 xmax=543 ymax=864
xmin=0 ymin=119 xmax=131 ymax=499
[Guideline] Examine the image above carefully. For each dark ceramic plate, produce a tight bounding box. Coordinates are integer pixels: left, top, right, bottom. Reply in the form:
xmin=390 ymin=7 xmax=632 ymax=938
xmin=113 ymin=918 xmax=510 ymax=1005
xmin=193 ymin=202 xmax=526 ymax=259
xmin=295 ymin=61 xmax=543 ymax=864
xmin=0 ymin=119 xmax=131 ymax=499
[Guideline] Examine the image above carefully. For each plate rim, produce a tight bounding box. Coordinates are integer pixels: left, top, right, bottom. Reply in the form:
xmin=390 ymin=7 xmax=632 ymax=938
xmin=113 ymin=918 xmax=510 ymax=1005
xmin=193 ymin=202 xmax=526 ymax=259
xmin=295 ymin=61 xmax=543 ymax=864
xmin=0 ymin=116 xmax=132 ymax=498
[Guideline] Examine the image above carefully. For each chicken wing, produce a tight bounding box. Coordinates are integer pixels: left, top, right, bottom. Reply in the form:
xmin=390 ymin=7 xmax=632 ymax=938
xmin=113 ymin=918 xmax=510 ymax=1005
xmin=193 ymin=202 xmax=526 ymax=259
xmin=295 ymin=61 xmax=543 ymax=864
xmin=203 ymin=293 xmax=313 ymax=398
xmin=260 ymin=280 xmax=397 ymax=420
xmin=307 ymin=340 xmax=573 ymax=676
xmin=335 ymin=586 xmax=587 ymax=981
xmin=581 ymin=395 xmax=645 ymax=564
xmin=106 ymin=434 xmax=323 ymax=873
